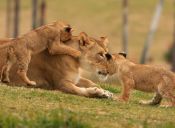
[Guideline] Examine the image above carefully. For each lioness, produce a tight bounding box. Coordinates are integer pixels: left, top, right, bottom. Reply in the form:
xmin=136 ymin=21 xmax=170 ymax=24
xmin=0 ymin=32 xmax=113 ymax=98
xmin=0 ymin=21 xmax=81 ymax=86
xmin=97 ymin=53 xmax=175 ymax=107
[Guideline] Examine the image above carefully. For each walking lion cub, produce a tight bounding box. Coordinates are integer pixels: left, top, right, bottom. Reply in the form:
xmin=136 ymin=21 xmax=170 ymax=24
xmin=0 ymin=21 xmax=81 ymax=86
xmin=97 ymin=52 xmax=175 ymax=107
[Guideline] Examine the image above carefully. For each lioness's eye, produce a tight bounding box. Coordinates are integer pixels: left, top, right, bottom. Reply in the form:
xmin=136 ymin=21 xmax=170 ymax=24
xmin=98 ymin=53 xmax=104 ymax=57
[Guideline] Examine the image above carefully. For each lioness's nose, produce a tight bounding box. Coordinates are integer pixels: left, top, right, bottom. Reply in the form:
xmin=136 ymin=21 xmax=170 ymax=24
xmin=98 ymin=71 xmax=102 ymax=74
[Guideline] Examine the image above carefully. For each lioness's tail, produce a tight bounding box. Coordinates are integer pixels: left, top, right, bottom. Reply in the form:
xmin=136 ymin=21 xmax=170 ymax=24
xmin=0 ymin=38 xmax=13 ymax=49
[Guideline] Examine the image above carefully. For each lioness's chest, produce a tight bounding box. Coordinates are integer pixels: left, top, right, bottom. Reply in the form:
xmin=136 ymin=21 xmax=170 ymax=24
xmin=66 ymin=68 xmax=81 ymax=84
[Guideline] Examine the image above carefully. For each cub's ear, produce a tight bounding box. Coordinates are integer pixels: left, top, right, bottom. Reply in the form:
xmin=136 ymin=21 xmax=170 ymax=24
xmin=100 ymin=37 xmax=109 ymax=47
xmin=64 ymin=26 xmax=72 ymax=33
xmin=105 ymin=53 xmax=112 ymax=60
xmin=118 ymin=52 xmax=127 ymax=58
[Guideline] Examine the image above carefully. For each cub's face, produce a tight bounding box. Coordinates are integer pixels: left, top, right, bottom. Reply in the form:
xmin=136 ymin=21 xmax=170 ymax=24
xmin=96 ymin=52 xmax=127 ymax=81
xmin=60 ymin=25 xmax=72 ymax=42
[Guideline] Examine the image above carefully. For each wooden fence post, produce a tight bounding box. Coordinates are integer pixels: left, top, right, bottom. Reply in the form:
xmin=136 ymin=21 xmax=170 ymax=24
xmin=172 ymin=0 xmax=175 ymax=71
xmin=13 ymin=0 xmax=20 ymax=38
xmin=32 ymin=0 xmax=38 ymax=29
xmin=140 ymin=0 xmax=164 ymax=64
xmin=6 ymin=0 xmax=13 ymax=37
xmin=40 ymin=0 xmax=46 ymax=26
xmin=122 ymin=0 xmax=128 ymax=54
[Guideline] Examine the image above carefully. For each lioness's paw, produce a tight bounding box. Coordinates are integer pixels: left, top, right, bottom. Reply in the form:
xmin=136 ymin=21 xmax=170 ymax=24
xmin=86 ymin=87 xmax=113 ymax=98
xmin=103 ymin=90 xmax=113 ymax=99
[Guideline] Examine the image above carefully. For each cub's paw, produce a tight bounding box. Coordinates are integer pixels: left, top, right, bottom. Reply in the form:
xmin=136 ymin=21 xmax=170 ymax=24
xmin=113 ymin=96 xmax=128 ymax=102
xmin=73 ymin=50 xmax=81 ymax=58
xmin=160 ymin=102 xmax=175 ymax=108
xmin=2 ymin=77 xmax=10 ymax=83
xmin=27 ymin=81 xmax=37 ymax=86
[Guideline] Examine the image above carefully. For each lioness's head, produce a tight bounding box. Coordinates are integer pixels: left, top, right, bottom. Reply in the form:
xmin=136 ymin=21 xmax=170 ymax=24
xmin=96 ymin=52 xmax=127 ymax=81
xmin=74 ymin=32 xmax=112 ymax=75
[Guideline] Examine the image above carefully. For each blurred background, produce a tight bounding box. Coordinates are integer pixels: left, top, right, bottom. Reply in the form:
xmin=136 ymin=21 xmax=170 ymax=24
xmin=0 ymin=0 xmax=174 ymax=83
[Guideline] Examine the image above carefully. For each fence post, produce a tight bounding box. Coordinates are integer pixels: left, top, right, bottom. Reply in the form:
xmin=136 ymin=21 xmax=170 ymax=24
xmin=32 ymin=0 xmax=38 ymax=29
xmin=140 ymin=0 xmax=164 ymax=64
xmin=172 ymin=0 xmax=175 ymax=71
xmin=6 ymin=0 xmax=13 ymax=37
xmin=122 ymin=0 xmax=128 ymax=54
xmin=13 ymin=0 xmax=20 ymax=38
xmin=40 ymin=0 xmax=46 ymax=26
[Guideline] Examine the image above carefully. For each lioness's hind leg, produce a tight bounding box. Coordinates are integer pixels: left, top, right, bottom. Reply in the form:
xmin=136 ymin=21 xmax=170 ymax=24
xmin=17 ymin=53 xmax=36 ymax=86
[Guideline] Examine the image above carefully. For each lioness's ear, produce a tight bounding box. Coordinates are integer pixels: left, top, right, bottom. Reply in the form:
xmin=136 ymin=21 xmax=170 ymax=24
xmin=118 ymin=52 xmax=127 ymax=58
xmin=100 ymin=37 xmax=109 ymax=47
xmin=79 ymin=32 xmax=90 ymax=46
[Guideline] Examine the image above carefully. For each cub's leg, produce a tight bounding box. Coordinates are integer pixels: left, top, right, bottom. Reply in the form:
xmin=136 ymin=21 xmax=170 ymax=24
xmin=1 ymin=48 xmax=16 ymax=83
xmin=16 ymin=52 xmax=36 ymax=86
xmin=48 ymin=41 xmax=81 ymax=58
xmin=1 ymin=61 xmax=14 ymax=83
xmin=139 ymin=92 xmax=162 ymax=105
xmin=117 ymin=77 xmax=134 ymax=102
xmin=158 ymin=82 xmax=175 ymax=107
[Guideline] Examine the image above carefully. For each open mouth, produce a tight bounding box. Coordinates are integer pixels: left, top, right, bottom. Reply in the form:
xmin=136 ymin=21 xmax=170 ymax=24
xmin=96 ymin=70 xmax=109 ymax=81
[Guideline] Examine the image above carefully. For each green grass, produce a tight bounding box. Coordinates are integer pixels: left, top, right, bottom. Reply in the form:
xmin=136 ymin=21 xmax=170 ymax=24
xmin=0 ymin=83 xmax=175 ymax=128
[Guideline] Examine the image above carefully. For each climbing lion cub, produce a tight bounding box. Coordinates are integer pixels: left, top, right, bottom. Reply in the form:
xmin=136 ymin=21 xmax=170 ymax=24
xmin=97 ymin=52 xmax=175 ymax=107
xmin=0 ymin=21 xmax=81 ymax=86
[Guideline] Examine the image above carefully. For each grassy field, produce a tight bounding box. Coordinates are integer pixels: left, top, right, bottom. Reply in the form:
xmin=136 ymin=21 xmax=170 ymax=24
xmin=0 ymin=83 xmax=175 ymax=128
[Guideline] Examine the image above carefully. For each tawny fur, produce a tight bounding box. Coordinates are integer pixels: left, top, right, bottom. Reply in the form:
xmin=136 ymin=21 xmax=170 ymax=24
xmin=0 ymin=32 xmax=113 ymax=98
xmin=0 ymin=21 xmax=81 ymax=86
xmin=98 ymin=53 xmax=175 ymax=107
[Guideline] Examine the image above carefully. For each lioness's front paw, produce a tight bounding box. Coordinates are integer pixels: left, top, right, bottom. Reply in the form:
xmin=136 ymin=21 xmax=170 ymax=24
xmin=86 ymin=87 xmax=113 ymax=98
xmin=103 ymin=90 xmax=113 ymax=99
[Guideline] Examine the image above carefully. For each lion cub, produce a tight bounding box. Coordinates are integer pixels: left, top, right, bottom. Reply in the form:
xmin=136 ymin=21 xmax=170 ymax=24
xmin=97 ymin=53 xmax=175 ymax=107
xmin=0 ymin=21 xmax=81 ymax=86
